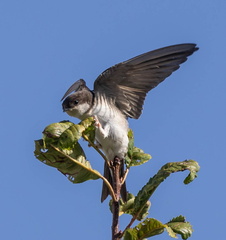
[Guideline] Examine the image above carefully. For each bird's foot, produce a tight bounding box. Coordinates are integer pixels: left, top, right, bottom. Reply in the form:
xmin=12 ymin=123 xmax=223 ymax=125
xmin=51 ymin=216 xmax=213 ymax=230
xmin=93 ymin=115 xmax=101 ymax=129
xmin=93 ymin=115 xmax=108 ymax=138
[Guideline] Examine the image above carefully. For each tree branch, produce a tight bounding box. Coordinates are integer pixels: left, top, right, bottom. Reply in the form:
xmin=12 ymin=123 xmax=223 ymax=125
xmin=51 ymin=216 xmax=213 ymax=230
xmin=111 ymin=157 xmax=123 ymax=240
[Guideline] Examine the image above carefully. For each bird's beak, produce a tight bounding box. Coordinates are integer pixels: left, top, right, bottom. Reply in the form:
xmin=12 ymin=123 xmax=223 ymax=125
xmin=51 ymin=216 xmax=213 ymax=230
xmin=62 ymin=106 xmax=72 ymax=112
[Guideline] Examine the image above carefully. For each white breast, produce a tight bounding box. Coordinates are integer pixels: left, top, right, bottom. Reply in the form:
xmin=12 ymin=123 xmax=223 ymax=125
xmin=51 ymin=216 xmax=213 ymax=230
xmin=88 ymin=93 xmax=129 ymax=161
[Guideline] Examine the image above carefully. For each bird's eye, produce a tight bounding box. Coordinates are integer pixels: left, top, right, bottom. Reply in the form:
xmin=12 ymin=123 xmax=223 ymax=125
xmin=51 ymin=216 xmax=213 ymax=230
xmin=74 ymin=100 xmax=79 ymax=105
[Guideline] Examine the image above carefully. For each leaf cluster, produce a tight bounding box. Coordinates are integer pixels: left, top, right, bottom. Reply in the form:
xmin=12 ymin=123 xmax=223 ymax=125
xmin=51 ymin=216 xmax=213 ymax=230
xmin=34 ymin=118 xmax=200 ymax=240
xmin=124 ymin=216 xmax=193 ymax=240
xmin=34 ymin=118 xmax=100 ymax=183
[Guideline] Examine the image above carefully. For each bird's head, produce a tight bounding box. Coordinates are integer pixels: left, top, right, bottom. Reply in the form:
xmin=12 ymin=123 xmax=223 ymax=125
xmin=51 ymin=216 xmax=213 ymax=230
xmin=62 ymin=90 xmax=94 ymax=120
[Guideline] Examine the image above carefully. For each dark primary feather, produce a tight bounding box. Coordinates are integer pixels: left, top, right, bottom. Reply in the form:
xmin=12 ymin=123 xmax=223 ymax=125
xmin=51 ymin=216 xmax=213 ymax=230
xmin=94 ymin=44 xmax=198 ymax=119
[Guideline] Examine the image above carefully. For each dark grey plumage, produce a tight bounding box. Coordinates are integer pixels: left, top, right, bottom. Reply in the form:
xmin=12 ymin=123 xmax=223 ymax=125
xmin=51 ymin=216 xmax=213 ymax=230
xmin=94 ymin=44 xmax=198 ymax=119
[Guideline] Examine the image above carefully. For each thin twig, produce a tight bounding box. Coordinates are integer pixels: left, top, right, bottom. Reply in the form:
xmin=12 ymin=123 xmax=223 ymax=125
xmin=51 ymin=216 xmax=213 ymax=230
xmin=120 ymin=204 xmax=147 ymax=237
xmin=121 ymin=168 xmax=129 ymax=185
xmin=51 ymin=144 xmax=116 ymax=202
xmin=121 ymin=215 xmax=137 ymax=236
xmin=82 ymin=133 xmax=110 ymax=168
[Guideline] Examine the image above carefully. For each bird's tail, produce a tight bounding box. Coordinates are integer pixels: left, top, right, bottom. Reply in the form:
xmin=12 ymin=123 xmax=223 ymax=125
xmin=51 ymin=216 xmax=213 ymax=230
xmin=101 ymin=161 xmax=127 ymax=202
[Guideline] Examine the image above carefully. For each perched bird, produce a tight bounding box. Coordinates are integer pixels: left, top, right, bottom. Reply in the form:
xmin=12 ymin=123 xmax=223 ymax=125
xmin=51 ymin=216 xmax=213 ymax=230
xmin=61 ymin=44 xmax=198 ymax=202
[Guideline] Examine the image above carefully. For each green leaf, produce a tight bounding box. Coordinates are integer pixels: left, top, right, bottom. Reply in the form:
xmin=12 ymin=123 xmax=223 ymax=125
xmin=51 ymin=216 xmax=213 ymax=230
xmin=166 ymin=215 xmax=193 ymax=239
xmin=123 ymin=216 xmax=193 ymax=240
xmin=34 ymin=118 xmax=101 ymax=183
xmin=124 ymin=218 xmax=165 ymax=240
xmin=132 ymin=160 xmax=200 ymax=218
xmin=109 ymin=193 xmax=135 ymax=216
xmin=183 ymin=161 xmax=200 ymax=184
xmin=109 ymin=193 xmax=151 ymax=221
xmin=125 ymin=130 xmax=152 ymax=167
xmin=42 ymin=118 xmax=95 ymax=150
xmin=82 ymin=122 xmax=96 ymax=144
xmin=127 ymin=130 xmax=135 ymax=157
xmin=119 ymin=193 xmax=151 ymax=221
xmin=165 ymin=226 xmax=178 ymax=238
xmin=136 ymin=201 xmax=151 ymax=221
xmin=34 ymin=140 xmax=100 ymax=183
xmin=169 ymin=215 xmax=186 ymax=222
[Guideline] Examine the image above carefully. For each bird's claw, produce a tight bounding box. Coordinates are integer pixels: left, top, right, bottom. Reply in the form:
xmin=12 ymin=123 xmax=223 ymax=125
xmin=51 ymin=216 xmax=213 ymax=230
xmin=93 ymin=115 xmax=108 ymax=138
xmin=93 ymin=115 xmax=101 ymax=129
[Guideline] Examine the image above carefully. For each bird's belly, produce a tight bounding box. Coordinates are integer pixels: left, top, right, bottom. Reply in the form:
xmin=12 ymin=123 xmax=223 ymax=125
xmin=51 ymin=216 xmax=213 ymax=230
xmin=95 ymin=122 xmax=129 ymax=161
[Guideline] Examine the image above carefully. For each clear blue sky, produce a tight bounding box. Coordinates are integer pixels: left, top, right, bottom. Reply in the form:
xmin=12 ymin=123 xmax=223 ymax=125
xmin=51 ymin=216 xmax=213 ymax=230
xmin=0 ymin=1 xmax=225 ymax=239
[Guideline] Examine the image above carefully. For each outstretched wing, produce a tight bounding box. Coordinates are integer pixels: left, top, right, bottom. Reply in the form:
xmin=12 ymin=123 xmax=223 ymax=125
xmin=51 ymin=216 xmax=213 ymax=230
xmin=94 ymin=44 xmax=198 ymax=119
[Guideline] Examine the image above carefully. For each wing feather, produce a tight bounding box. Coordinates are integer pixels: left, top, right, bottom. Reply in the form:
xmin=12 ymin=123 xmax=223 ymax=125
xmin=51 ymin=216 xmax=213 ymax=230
xmin=94 ymin=44 xmax=198 ymax=119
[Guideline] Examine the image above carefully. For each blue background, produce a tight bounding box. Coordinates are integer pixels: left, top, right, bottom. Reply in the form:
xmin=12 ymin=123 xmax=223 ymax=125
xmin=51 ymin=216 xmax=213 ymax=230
xmin=0 ymin=1 xmax=225 ymax=239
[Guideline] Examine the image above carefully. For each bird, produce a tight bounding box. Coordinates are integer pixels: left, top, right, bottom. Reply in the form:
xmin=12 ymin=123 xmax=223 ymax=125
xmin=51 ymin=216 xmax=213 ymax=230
xmin=61 ymin=43 xmax=198 ymax=202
